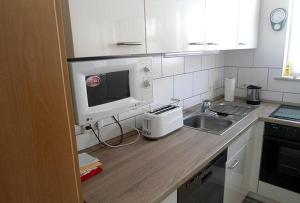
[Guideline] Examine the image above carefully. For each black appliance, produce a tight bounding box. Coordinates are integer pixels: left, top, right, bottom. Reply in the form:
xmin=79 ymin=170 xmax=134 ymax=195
xmin=260 ymin=122 xmax=300 ymax=193
xmin=178 ymin=150 xmax=227 ymax=203
xmin=246 ymin=85 xmax=262 ymax=105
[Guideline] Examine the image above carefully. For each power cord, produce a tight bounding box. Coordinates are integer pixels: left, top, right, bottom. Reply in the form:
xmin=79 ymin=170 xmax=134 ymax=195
xmin=85 ymin=118 xmax=141 ymax=148
xmin=85 ymin=125 xmax=103 ymax=145
xmin=112 ymin=116 xmax=123 ymax=145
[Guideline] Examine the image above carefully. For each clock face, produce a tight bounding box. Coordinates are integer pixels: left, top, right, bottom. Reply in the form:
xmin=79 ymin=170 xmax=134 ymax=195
xmin=271 ymin=9 xmax=287 ymax=23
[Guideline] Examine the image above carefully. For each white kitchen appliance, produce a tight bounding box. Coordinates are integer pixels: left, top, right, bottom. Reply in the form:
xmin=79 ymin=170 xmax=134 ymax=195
xmin=142 ymin=105 xmax=183 ymax=139
xmin=69 ymin=57 xmax=153 ymax=125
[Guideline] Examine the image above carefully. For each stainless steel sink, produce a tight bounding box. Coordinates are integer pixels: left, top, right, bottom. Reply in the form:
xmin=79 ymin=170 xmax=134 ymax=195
xmin=184 ymin=114 xmax=233 ymax=135
xmin=184 ymin=102 xmax=256 ymax=135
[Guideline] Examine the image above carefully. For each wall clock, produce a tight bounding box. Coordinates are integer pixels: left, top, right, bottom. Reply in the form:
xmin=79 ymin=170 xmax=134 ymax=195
xmin=270 ymin=8 xmax=288 ymax=31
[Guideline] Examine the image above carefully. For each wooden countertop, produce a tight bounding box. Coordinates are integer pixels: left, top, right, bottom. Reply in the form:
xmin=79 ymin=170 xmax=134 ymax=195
xmin=81 ymin=102 xmax=299 ymax=203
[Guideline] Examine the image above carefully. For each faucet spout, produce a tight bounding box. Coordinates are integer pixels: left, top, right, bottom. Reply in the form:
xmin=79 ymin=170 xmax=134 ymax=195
xmin=201 ymin=100 xmax=211 ymax=113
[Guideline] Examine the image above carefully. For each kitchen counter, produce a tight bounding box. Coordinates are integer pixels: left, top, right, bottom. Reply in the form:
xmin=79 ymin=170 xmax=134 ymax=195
xmin=81 ymin=102 xmax=300 ymax=203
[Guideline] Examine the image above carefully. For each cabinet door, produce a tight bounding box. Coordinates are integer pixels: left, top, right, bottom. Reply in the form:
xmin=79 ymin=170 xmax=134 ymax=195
xmin=161 ymin=190 xmax=177 ymax=203
xmin=145 ymin=0 xmax=206 ymax=53
xmin=224 ymin=145 xmax=248 ymax=203
xmin=205 ymin=0 xmax=239 ymax=50
xmin=237 ymin=0 xmax=260 ymax=49
xmin=68 ymin=0 xmax=146 ymax=57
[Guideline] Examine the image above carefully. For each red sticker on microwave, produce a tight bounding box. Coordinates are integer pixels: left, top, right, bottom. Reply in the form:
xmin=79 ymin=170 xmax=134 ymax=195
xmin=86 ymin=75 xmax=101 ymax=87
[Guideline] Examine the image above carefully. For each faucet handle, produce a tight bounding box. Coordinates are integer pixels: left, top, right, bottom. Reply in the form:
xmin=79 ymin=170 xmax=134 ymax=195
xmin=201 ymin=100 xmax=211 ymax=112
xmin=203 ymin=99 xmax=211 ymax=103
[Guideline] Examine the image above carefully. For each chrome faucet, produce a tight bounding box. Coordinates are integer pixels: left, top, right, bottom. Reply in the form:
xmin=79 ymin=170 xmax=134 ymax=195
xmin=201 ymin=100 xmax=211 ymax=113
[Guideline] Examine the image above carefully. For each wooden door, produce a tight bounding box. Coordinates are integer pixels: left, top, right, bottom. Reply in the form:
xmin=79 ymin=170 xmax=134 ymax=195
xmin=0 ymin=0 xmax=82 ymax=202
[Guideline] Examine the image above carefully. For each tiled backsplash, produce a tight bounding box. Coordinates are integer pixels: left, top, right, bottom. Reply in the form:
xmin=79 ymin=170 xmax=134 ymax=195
xmin=76 ymin=53 xmax=225 ymax=150
xmin=225 ymin=50 xmax=300 ymax=104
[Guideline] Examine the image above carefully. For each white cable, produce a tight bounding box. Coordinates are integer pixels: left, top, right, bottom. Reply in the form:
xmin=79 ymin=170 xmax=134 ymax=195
xmin=96 ymin=122 xmax=141 ymax=148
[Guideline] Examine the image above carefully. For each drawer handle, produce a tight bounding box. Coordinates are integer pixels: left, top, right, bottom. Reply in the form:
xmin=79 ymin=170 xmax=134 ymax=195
xmin=206 ymin=42 xmax=219 ymax=45
xmin=116 ymin=42 xmax=143 ymax=46
xmin=188 ymin=42 xmax=205 ymax=45
xmin=239 ymin=43 xmax=247 ymax=46
xmin=228 ymin=160 xmax=240 ymax=169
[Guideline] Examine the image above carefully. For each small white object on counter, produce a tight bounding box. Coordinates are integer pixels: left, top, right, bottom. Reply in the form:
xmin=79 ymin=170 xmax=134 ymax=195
xmin=142 ymin=105 xmax=183 ymax=139
xmin=224 ymin=78 xmax=236 ymax=102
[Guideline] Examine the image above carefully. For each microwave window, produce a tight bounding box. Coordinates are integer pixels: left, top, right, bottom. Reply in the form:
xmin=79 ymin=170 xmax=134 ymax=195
xmin=85 ymin=70 xmax=130 ymax=107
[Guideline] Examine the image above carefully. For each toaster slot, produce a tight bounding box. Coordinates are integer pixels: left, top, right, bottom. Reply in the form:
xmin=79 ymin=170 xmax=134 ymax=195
xmin=150 ymin=105 xmax=178 ymax=115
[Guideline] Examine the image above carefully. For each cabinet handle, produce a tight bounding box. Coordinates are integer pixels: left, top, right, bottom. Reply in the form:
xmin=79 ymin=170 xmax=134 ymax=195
xmin=228 ymin=160 xmax=240 ymax=169
xmin=188 ymin=42 xmax=205 ymax=45
xmin=239 ymin=43 xmax=247 ymax=46
xmin=116 ymin=42 xmax=143 ymax=46
xmin=206 ymin=42 xmax=219 ymax=45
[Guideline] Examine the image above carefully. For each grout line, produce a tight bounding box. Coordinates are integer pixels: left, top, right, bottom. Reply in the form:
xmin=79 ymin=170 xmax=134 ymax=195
xmin=266 ymin=67 xmax=270 ymax=90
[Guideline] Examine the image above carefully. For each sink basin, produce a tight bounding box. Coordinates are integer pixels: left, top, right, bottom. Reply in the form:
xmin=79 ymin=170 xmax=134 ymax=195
xmin=184 ymin=114 xmax=233 ymax=134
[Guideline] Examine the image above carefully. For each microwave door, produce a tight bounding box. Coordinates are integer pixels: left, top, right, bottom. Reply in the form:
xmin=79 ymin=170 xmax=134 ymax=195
xmin=106 ymin=71 xmax=130 ymax=100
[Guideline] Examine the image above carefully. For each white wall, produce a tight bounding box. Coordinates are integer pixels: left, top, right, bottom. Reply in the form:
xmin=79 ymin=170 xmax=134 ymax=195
xmin=76 ymin=53 xmax=225 ymax=150
xmin=224 ymin=0 xmax=300 ymax=104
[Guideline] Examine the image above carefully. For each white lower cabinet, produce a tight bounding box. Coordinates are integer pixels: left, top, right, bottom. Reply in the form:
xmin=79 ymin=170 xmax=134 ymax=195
xmin=224 ymin=122 xmax=264 ymax=203
xmin=224 ymin=144 xmax=248 ymax=203
xmin=163 ymin=123 xmax=264 ymax=203
xmin=161 ymin=190 xmax=177 ymax=203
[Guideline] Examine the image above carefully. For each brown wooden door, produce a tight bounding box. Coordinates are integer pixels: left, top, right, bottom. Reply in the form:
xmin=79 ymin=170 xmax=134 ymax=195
xmin=0 ymin=0 xmax=82 ymax=202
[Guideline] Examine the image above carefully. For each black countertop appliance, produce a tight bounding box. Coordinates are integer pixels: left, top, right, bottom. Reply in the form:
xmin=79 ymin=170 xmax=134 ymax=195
xmin=246 ymin=85 xmax=261 ymax=105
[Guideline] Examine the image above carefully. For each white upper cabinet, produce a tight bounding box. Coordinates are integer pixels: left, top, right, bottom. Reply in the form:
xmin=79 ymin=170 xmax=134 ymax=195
xmin=237 ymin=0 xmax=260 ymax=49
xmin=66 ymin=0 xmax=260 ymax=57
xmin=205 ymin=0 xmax=239 ymax=50
xmin=68 ymin=0 xmax=146 ymax=57
xmin=145 ymin=0 xmax=206 ymax=53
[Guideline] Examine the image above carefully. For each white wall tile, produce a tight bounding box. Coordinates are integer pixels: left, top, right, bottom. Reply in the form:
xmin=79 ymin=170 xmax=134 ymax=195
xmin=225 ymin=50 xmax=254 ymax=67
xmin=135 ymin=114 xmax=144 ymax=129
xmin=185 ymin=56 xmax=202 ymax=73
xmin=202 ymin=55 xmax=215 ymax=70
xmin=193 ymin=70 xmax=209 ymax=95
xmin=153 ymin=77 xmax=174 ymax=103
xmin=119 ymin=105 xmax=149 ymax=121
xmin=237 ymin=68 xmax=269 ymax=89
xmin=76 ymin=118 xmax=135 ymax=150
xmin=235 ymin=88 xmax=247 ymax=98
xmin=261 ymin=91 xmax=283 ymax=102
xmin=215 ymin=52 xmax=225 ymax=68
xmin=162 ymin=57 xmax=184 ymax=77
xmin=102 ymin=118 xmax=136 ymax=140
xmin=268 ymin=69 xmax=300 ymax=93
xmin=211 ymin=88 xmax=224 ymax=98
xmin=201 ymin=91 xmax=211 ymax=101
xmin=152 ymin=55 xmax=162 ymax=79
xmin=174 ymin=73 xmax=193 ymax=99
xmin=103 ymin=117 xmax=116 ymax=126
xmin=253 ymin=0 xmax=289 ymax=68
xmin=283 ymin=93 xmax=300 ymax=104
xmin=224 ymin=67 xmax=238 ymax=80
xmin=209 ymin=68 xmax=224 ymax=90
xmin=183 ymin=95 xmax=201 ymax=109
xmin=76 ymin=132 xmax=99 ymax=151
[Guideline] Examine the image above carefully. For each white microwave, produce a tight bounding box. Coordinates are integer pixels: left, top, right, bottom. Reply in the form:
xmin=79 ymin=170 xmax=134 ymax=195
xmin=69 ymin=57 xmax=153 ymax=125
